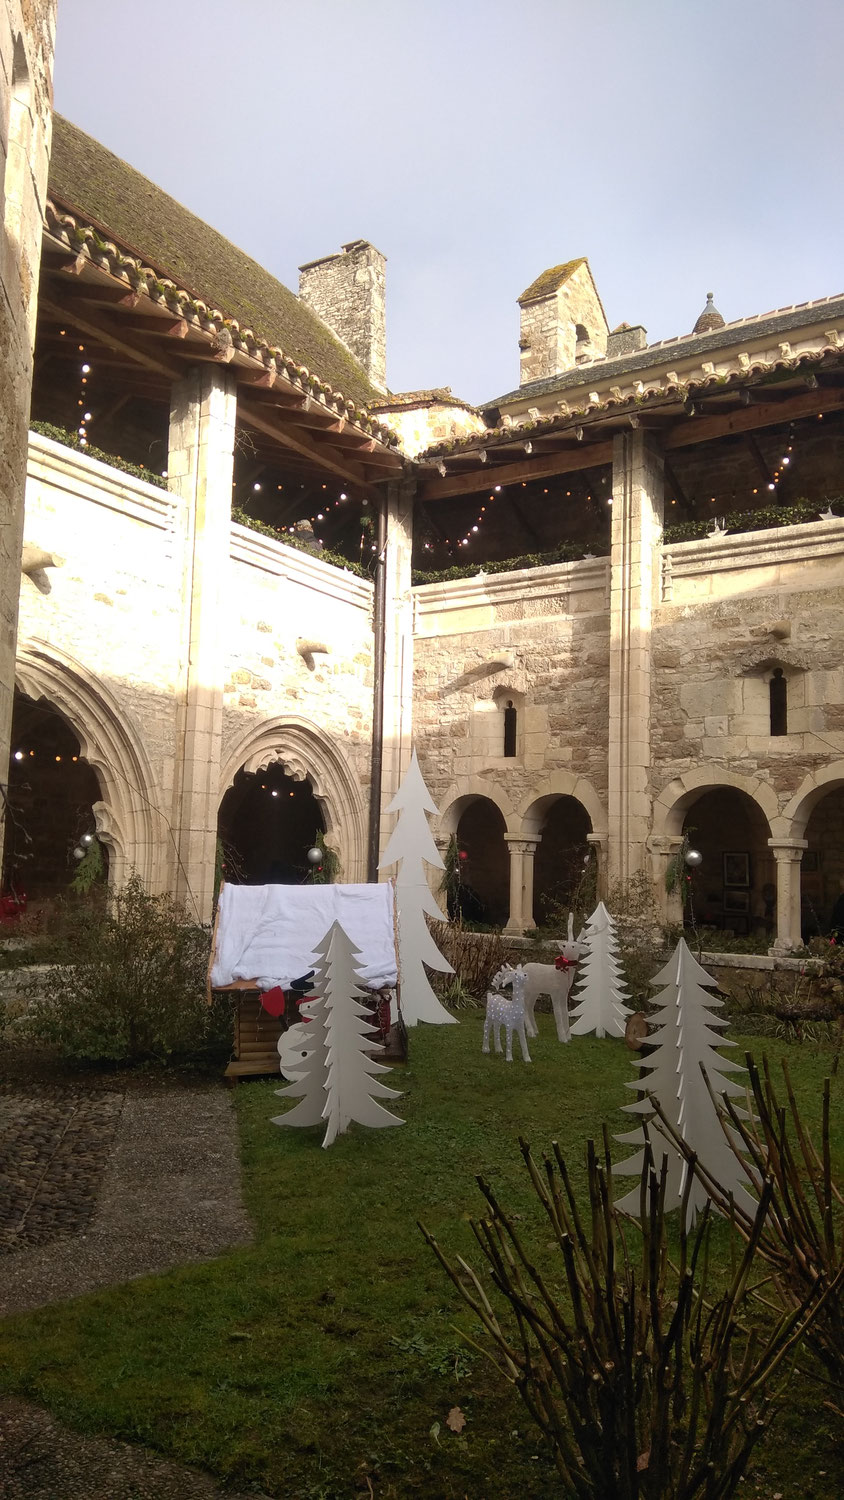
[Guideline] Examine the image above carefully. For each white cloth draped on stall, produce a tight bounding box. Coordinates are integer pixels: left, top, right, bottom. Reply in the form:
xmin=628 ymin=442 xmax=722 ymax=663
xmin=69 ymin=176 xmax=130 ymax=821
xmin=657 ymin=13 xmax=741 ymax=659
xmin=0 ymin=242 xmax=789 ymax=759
xmin=210 ymin=882 xmax=398 ymax=992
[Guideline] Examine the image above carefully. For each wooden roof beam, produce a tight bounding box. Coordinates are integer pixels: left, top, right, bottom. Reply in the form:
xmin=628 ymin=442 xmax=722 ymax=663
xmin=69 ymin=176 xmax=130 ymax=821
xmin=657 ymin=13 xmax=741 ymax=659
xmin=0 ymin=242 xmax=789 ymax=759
xmin=664 ymin=384 xmax=844 ymax=450
xmin=419 ymin=439 xmax=614 ymax=501
xmin=39 ymin=291 xmax=183 ymax=379
xmin=237 ymin=403 xmax=378 ymax=493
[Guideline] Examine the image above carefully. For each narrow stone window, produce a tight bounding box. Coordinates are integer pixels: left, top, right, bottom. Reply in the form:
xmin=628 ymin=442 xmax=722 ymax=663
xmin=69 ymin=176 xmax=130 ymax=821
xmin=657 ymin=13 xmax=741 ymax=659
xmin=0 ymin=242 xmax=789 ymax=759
xmin=575 ymin=323 xmax=591 ymax=363
xmin=770 ymin=668 xmax=787 ymax=736
xmin=503 ymin=700 xmax=517 ymax=758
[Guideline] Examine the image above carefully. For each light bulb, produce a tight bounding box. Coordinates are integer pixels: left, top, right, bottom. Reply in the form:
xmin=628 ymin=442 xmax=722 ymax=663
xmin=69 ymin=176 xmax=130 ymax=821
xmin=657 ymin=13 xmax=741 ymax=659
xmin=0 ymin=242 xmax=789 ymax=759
xmin=84 ymin=412 xmax=92 ymax=422
xmin=13 ymin=750 xmax=23 ymax=760
xmin=81 ymin=363 xmax=91 ymax=374
xmin=253 ymin=482 xmax=262 ymax=492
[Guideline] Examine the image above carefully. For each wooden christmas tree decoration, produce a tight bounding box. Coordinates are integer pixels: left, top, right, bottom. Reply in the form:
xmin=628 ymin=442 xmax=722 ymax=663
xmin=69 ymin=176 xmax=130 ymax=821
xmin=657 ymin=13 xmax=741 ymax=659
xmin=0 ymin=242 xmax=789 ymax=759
xmin=613 ymin=937 xmax=753 ymax=1227
xmin=379 ymin=748 xmax=457 ymax=1027
xmin=271 ymin=921 xmax=404 ymax=1148
xmin=569 ymin=901 xmax=631 ymax=1038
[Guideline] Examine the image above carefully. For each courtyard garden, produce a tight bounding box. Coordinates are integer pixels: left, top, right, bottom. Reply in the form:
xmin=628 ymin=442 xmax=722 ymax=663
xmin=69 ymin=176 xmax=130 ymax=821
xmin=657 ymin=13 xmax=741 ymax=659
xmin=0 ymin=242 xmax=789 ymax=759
xmin=0 ymin=1007 xmax=841 ymax=1499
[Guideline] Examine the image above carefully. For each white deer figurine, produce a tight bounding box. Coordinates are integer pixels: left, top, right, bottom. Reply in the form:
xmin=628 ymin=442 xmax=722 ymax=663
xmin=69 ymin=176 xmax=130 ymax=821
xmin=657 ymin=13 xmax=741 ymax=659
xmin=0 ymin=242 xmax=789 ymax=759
xmin=483 ymin=964 xmax=531 ymax=1063
xmin=505 ymin=912 xmax=584 ymax=1044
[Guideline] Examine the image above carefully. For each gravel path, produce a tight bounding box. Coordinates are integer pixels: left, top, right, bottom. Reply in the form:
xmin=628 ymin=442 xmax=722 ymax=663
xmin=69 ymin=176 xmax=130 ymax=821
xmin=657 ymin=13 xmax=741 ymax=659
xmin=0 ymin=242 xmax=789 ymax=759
xmin=0 ymin=1084 xmax=253 ymax=1317
xmin=0 ymin=1396 xmax=271 ymax=1498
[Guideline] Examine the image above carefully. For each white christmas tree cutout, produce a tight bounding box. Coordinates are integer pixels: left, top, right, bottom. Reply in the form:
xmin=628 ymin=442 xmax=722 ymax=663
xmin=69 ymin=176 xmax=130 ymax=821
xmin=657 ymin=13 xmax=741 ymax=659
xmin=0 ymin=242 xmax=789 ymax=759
xmin=613 ymin=937 xmax=754 ymax=1227
xmin=569 ymin=901 xmax=631 ymax=1038
xmin=271 ymin=921 xmax=404 ymax=1149
xmin=379 ymin=748 xmax=457 ymax=1027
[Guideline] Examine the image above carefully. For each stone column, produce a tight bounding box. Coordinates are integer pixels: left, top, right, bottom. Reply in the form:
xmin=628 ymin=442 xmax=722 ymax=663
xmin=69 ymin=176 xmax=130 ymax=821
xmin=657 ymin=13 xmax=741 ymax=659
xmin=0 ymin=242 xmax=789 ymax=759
xmin=504 ymin=835 xmax=539 ymax=933
xmin=648 ymin=835 xmax=685 ymax=925
xmin=378 ymin=477 xmax=415 ymax=863
xmin=608 ymin=432 xmax=664 ymax=887
xmin=167 ymin=366 xmax=237 ymax=922
xmin=768 ymin=839 xmax=807 ymax=953
xmin=586 ymin=832 xmax=607 ymax=903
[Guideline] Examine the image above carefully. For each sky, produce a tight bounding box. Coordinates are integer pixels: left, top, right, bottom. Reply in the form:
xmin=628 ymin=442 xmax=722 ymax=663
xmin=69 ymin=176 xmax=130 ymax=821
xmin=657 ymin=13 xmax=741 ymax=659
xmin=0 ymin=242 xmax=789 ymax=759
xmin=53 ymin=0 xmax=844 ymax=407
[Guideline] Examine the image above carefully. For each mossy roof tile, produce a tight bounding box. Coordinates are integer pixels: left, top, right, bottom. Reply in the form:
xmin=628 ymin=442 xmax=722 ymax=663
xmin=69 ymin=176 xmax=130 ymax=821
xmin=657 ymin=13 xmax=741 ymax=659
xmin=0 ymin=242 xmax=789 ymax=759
xmin=47 ymin=115 xmax=380 ymax=409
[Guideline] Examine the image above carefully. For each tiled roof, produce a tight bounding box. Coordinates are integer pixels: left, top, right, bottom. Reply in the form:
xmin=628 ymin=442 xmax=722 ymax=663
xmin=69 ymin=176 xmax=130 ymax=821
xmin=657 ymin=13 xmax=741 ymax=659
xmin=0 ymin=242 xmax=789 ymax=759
xmin=47 ymin=116 xmax=387 ymax=420
xmin=518 ymin=258 xmax=586 ymax=303
xmin=488 ymin=293 xmax=844 ymax=410
xmin=421 ymin=342 xmax=844 ymax=461
xmin=369 ymin=387 xmax=480 ymax=414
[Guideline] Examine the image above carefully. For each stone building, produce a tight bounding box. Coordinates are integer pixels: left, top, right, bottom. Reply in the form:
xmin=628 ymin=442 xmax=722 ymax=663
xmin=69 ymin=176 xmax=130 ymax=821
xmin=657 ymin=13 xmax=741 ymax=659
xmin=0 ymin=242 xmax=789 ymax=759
xmin=5 ymin=77 xmax=844 ymax=953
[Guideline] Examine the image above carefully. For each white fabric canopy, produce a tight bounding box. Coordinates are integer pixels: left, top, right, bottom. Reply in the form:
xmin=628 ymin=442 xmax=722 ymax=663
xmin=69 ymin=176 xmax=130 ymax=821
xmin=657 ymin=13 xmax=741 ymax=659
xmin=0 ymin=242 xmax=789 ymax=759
xmin=211 ymin=882 xmax=398 ymax=992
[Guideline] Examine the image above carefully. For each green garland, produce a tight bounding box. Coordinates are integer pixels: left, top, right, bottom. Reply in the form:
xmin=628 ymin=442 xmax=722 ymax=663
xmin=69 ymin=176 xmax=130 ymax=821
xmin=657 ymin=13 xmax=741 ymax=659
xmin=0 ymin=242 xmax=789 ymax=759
xmin=412 ymin=540 xmax=607 ymax=586
xmin=31 ymin=421 xmax=168 ymax=489
xmin=231 ymin=508 xmax=368 ymax=579
xmin=663 ymin=497 xmax=844 ymax=544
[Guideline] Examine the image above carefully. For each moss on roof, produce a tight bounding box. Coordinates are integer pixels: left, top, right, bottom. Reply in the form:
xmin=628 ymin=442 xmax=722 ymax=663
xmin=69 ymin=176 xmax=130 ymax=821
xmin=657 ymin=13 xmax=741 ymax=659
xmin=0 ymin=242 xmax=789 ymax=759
xmin=518 ymin=257 xmax=587 ymax=304
xmin=48 ymin=115 xmax=380 ymax=409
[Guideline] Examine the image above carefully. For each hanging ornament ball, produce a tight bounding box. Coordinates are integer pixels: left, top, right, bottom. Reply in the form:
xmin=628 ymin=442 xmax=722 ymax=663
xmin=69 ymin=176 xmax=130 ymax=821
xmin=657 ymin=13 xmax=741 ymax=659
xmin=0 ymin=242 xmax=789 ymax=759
xmin=72 ymin=846 xmax=85 ymax=860
xmin=583 ymin=853 xmax=592 ymax=866
xmin=81 ymin=833 xmax=94 ymax=846
xmin=306 ymin=846 xmax=323 ymax=865
xmin=684 ymin=848 xmax=703 ymax=868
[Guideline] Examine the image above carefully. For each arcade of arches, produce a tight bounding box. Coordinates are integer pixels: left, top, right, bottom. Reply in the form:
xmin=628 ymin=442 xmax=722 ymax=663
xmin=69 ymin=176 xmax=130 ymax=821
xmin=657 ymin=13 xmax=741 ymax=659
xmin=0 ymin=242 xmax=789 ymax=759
xmin=450 ymin=792 xmax=594 ymax=933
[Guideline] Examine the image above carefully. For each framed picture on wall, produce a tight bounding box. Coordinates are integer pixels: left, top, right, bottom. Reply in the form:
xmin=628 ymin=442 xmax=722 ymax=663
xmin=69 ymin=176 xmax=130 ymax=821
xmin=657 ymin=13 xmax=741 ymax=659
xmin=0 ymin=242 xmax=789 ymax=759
xmin=723 ymin=852 xmax=750 ymax=888
xmin=724 ymin=888 xmax=751 ymax=915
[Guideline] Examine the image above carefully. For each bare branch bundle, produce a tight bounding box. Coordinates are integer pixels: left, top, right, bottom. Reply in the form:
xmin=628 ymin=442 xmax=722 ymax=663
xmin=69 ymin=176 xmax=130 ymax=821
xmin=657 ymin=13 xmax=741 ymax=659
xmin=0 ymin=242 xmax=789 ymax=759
xmin=422 ymin=1131 xmax=839 ymax=1499
xmin=649 ymin=1054 xmax=843 ymax=1390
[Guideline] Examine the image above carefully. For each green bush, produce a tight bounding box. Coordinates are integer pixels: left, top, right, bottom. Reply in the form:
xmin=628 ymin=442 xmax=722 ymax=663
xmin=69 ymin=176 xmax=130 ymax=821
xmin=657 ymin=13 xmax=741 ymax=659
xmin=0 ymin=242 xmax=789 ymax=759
xmin=19 ymin=877 xmax=224 ymax=1066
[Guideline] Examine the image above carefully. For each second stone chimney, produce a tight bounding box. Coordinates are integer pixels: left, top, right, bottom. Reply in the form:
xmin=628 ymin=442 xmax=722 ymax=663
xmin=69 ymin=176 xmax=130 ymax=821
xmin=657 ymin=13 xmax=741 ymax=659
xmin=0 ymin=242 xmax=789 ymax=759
xmin=517 ymin=257 xmax=608 ymax=386
xmin=298 ymin=240 xmax=387 ymax=392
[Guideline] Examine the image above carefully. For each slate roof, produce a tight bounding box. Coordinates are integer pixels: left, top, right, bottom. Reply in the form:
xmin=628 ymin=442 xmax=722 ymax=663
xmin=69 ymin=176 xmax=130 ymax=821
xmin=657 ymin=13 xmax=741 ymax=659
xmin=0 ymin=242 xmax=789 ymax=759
xmin=518 ymin=258 xmax=586 ymax=304
xmin=47 ymin=115 xmax=382 ymax=411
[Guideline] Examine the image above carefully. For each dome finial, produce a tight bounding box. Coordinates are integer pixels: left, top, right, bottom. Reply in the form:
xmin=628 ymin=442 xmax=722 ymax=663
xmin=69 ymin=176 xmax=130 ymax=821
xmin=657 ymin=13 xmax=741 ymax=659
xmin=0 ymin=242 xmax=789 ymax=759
xmin=693 ymin=291 xmax=725 ymax=335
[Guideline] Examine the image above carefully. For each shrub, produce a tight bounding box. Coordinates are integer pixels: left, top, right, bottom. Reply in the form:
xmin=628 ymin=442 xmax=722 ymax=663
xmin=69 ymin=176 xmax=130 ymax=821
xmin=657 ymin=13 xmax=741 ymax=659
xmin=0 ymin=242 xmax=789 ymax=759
xmin=422 ymin=1134 xmax=835 ymax=1499
xmin=19 ymin=877 xmax=222 ymax=1066
xmin=430 ymin=920 xmax=513 ymax=1002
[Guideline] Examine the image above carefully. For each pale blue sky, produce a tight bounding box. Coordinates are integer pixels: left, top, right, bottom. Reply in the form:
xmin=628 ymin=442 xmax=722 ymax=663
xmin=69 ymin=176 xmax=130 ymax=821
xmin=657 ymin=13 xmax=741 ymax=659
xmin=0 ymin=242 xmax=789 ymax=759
xmin=54 ymin=0 xmax=843 ymax=405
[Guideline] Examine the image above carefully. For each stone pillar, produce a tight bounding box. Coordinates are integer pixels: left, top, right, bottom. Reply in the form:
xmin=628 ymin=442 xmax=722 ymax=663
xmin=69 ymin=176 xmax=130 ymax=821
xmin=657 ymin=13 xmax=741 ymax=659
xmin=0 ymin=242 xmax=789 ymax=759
xmin=378 ymin=477 xmax=415 ymax=864
xmin=586 ymin=832 xmax=607 ymax=903
xmin=504 ymin=835 xmax=539 ymax=933
xmin=607 ymin=432 xmax=664 ymax=887
xmin=648 ymin=835 xmax=684 ymax=925
xmin=768 ymin=839 xmax=807 ymax=953
xmin=0 ymin=5 xmax=57 ymax=866
xmin=168 ymin=366 xmax=237 ymax=922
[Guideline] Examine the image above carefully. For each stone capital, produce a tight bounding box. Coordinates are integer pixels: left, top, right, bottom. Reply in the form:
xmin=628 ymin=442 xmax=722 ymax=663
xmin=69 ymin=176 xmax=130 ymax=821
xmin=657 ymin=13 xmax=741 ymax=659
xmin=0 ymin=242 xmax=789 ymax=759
xmin=504 ymin=834 xmax=540 ymax=854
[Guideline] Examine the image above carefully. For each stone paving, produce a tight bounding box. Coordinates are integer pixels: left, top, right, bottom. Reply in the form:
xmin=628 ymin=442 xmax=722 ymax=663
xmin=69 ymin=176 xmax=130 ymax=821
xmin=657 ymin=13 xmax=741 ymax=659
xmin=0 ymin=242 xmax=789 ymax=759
xmin=0 ymin=1062 xmax=262 ymax=1495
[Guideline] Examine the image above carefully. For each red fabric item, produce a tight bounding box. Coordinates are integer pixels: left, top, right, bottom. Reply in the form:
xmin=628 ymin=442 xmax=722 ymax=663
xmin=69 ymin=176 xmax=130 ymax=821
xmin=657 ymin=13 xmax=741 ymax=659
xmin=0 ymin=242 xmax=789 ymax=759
xmin=259 ymin=986 xmax=286 ymax=1018
xmin=555 ymin=954 xmax=574 ymax=971
xmin=0 ymin=892 xmax=26 ymax=922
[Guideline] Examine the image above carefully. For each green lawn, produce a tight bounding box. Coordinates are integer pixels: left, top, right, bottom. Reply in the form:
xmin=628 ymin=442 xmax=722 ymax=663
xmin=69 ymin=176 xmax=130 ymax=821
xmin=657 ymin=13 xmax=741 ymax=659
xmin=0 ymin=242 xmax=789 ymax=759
xmin=0 ymin=1019 xmax=841 ymax=1499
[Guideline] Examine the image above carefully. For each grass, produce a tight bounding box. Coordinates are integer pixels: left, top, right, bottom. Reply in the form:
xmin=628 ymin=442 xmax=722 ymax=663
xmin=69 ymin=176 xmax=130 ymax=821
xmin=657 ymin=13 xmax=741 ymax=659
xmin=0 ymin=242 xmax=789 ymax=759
xmin=0 ymin=1018 xmax=841 ymax=1498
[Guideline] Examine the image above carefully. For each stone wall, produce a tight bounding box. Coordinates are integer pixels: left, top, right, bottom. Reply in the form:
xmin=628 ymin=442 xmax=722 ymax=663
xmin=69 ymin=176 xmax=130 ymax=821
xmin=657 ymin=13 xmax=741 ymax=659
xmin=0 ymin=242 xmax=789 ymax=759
xmin=518 ymin=261 xmax=608 ymax=387
xmin=412 ymin=557 xmax=611 ymax=835
xmin=0 ymin=0 xmax=56 ymax=854
xmin=298 ymin=240 xmax=386 ymax=393
xmin=21 ymin=435 xmax=375 ymax=891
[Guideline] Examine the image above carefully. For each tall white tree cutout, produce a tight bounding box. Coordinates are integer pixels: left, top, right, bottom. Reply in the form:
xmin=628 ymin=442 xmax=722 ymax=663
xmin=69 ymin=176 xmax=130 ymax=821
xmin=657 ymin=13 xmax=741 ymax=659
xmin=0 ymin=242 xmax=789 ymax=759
xmin=271 ymin=921 xmax=404 ymax=1148
xmin=613 ymin=937 xmax=753 ymax=1227
xmin=379 ymin=748 xmax=457 ymax=1027
xmin=569 ymin=901 xmax=631 ymax=1038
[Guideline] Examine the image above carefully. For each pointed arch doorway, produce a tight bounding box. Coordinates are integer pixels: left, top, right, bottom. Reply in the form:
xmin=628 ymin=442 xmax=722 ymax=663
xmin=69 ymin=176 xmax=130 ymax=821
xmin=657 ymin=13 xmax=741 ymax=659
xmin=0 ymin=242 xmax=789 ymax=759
xmin=217 ymin=761 xmax=325 ymax=885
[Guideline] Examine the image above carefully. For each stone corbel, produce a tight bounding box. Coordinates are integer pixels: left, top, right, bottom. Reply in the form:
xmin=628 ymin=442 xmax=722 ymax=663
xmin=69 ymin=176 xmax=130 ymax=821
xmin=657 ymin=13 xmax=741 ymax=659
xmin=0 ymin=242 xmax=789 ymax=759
xmin=296 ymin=638 xmax=330 ymax=671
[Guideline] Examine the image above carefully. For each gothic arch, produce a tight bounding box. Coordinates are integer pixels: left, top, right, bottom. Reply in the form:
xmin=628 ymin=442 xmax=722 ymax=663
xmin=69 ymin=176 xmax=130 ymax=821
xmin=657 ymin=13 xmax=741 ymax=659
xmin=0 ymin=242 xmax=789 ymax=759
xmin=15 ymin=637 xmax=166 ymax=891
xmin=219 ymin=717 xmax=367 ymax=880
xmin=519 ymin=773 xmax=607 ymax=839
xmin=782 ymin=761 xmax=844 ymax=840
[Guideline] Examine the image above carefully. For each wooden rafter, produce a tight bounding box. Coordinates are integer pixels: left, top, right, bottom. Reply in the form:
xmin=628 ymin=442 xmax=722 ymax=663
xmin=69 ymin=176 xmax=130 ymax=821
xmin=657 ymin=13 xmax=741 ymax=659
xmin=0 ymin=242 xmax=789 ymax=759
xmin=419 ymin=440 xmax=614 ymax=501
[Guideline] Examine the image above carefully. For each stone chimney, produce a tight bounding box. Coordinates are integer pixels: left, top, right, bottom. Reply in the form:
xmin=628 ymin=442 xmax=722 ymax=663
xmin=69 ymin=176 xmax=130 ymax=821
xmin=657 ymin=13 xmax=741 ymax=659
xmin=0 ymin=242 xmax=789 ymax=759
xmin=298 ymin=240 xmax=386 ymax=392
xmin=605 ymin=323 xmax=648 ymax=359
xmin=517 ymin=257 xmax=608 ymax=386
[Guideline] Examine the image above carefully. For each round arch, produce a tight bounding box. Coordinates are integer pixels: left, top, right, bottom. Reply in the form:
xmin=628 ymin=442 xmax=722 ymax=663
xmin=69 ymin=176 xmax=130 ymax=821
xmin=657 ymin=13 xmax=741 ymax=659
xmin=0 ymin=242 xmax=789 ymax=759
xmin=219 ymin=717 xmax=367 ymax=881
xmin=437 ymin=779 xmax=516 ymax=838
xmin=782 ymin=761 xmax=844 ymax=839
xmin=519 ymin=773 xmax=607 ymax=839
xmin=652 ymin=767 xmax=779 ymax=841
xmin=15 ymin=637 xmax=165 ymax=891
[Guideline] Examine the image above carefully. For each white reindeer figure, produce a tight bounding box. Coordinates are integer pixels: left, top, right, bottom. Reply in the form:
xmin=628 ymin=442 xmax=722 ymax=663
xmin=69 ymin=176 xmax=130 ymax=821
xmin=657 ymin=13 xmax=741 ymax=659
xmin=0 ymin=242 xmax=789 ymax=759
xmin=483 ymin=964 xmax=531 ymax=1063
xmin=503 ymin=912 xmax=584 ymax=1044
